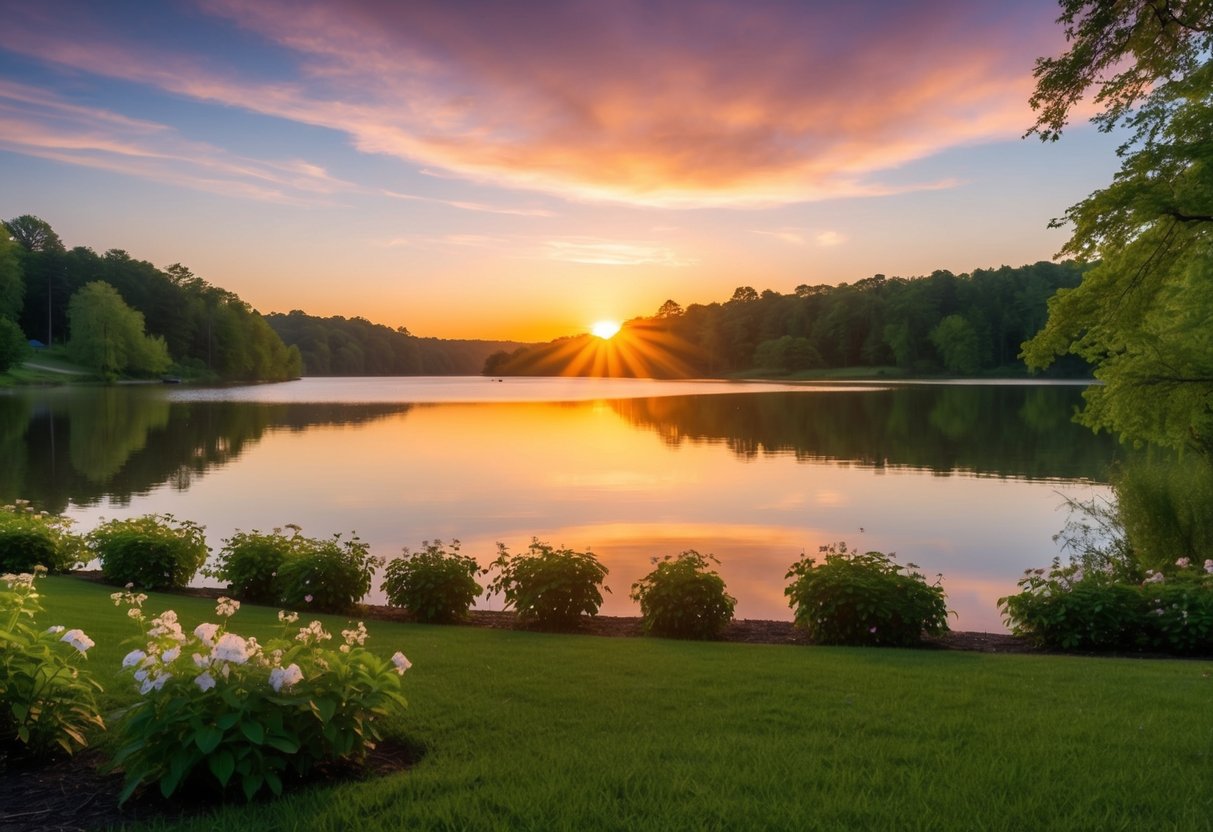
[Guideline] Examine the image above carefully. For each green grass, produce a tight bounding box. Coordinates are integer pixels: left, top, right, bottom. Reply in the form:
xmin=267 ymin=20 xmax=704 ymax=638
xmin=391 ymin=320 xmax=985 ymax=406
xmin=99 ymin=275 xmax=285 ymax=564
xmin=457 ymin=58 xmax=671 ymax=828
xmin=31 ymin=576 xmax=1213 ymax=831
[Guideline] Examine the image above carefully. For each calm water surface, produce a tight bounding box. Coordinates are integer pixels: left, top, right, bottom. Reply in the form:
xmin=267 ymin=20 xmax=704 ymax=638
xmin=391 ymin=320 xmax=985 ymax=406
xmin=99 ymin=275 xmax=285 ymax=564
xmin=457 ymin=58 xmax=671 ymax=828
xmin=0 ymin=377 xmax=1127 ymax=632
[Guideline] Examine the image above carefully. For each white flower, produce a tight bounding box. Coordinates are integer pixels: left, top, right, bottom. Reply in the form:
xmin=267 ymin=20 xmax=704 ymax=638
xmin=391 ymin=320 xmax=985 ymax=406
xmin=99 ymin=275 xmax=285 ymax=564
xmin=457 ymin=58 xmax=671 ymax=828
xmin=162 ymin=646 xmax=181 ymax=664
xmin=1176 ymin=557 xmax=1191 ymax=568
xmin=1205 ymin=559 xmax=1213 ymax=574
xmin=45 ymin=625 xmax=65 ymax=635
xmin=195 ymin=671 xmax=216 ymax=692
xmin=60 ymin=629 xmax=94 ymax=654
xmin=128 ymin=608 xmax=145 ymax=621
xmin=341 ymin=622 xmax=368 ymax=647
xmin=277 ymin=610 xmax=299 ymax=624
xmin=215 ymin=597 xmax=240 ymax=617
xmin=1144 ymin=571 xmax=1166 ymax=584
xmin=304 ymin=594 xmax=314 ymax=603
xmin=268 ymin=663 xmax=303 ymax=692
xmin=123 ymin=649 xmax=147 ymax=668
xmin=134 ymin=669 xmax=148 ymax=682
xmin=390 ymin=651 xmax=412 ymax=675
xmin=296 ymin=621 xmax=331 ymax=644
xmin=194 ymin=622 xmax=220 ymax=646
xmin=193 ymin=652 xmax=210 ymax=669
xmin=212 ymin=633 xmax=251 ymax=664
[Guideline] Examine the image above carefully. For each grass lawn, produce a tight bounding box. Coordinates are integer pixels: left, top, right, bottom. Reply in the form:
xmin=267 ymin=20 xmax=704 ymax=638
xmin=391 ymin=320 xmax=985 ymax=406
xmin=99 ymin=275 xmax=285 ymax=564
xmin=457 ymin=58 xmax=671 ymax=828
xmin=31 ymin=576 xmax=1213 ymax=831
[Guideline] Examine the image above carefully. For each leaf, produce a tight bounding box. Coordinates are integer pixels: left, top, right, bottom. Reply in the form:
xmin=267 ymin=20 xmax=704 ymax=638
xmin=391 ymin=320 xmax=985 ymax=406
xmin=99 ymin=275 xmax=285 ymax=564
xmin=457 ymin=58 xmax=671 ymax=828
xmin=208 ymin=749 xmax=236 ymax=786
xmin=240 ymin=720 xmax=265 ymax=745
xmin=312 ymin=696 xmax=338 ymax=724
xmin=195 ymin=724 xmax=223 ymax=753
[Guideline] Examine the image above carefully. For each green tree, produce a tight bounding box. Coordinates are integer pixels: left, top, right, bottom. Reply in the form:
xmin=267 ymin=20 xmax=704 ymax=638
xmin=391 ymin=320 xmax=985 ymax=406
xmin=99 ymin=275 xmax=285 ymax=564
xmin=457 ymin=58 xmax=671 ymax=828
xmin=930 ymin=315 xmax=982 ymax=375
xmin=67 ymin=281 xmax=171 ymax=379
xmin=1021 ymin=1 xmax=1213 ymax=455
xmin=2 ymin=215 xmax=64 ymax=254
xmin=0 ymin=317 xmax=28 ymax=372
xmin=0 ymin=230 xmax=23 ymax=321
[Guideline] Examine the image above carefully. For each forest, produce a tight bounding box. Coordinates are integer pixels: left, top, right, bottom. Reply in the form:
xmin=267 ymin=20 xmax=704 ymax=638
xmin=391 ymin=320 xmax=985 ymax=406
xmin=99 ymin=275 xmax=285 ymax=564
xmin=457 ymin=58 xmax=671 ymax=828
xmin=264 ymin=311 xmax=527 ymax=376
xmin=484 ymin=261 xmax=1092 ymax=378
xmin=0 ymin=215 xmax=300 ymax=382
xmin=0 ymin=215 xmax=528 ymax=381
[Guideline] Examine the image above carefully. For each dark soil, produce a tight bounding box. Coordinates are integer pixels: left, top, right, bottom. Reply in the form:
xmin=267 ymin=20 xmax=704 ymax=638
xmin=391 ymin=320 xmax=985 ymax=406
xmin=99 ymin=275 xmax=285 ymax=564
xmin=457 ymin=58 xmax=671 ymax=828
xmin=0 ymin=741 xmax=419 ymax=832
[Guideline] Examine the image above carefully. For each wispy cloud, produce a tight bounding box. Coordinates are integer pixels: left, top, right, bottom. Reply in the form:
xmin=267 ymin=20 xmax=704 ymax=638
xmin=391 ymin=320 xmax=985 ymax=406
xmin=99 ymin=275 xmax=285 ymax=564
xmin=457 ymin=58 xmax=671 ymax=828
xmin=382 ymin=189 xmax=554 ymax=217
xmin=750 ymin=228 xmax=847 ymax=247
xmin=0 ymin=1 xmax=1059 ymax=207
xmin=542 ymin=238 xmax=695 ymax=267
xmin=0 ymin=80 xmax=355 ymax=204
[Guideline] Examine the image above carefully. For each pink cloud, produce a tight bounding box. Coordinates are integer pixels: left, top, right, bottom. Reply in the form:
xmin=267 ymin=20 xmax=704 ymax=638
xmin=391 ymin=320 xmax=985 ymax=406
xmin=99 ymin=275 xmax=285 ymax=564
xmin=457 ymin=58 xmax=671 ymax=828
xmin=0 ymin=0 xmax=1062 ymax=207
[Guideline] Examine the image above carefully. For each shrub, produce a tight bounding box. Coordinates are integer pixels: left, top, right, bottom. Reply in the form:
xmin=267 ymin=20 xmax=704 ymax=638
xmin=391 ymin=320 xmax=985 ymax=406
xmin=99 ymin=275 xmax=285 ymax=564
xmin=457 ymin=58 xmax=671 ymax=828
xmin=381 ymin=539 xmax=484 ymax=623
xmin=207 ymin=526 xmax=308 ymax=604
xmin=487 ymin=539 xmax=609 ymax=630
xmin=1000 ymin=557 xmax=1213 ymax=654
xmin=784 ymin=543 xmax=950 ymax=646
xmin=88 ymin=514 xmax=208 ymax=590
xmin=110 ymin=593 xmax=410 ymax=803
xmin=629 ymin=550 xmax=735 ymax=639
xmin=0 ymin=500 xmax=87 ymax=573
xmin=275 ymin=533 xmax=382 ymax=615
xmin=1 ymin=569 xmax=105 ymax=764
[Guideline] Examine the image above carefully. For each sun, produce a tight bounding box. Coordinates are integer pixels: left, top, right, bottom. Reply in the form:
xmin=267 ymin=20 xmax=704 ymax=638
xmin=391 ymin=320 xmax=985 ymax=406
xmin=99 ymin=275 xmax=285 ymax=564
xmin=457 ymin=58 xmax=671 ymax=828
xmin=591 ymin=320 xmax=622 ymax=339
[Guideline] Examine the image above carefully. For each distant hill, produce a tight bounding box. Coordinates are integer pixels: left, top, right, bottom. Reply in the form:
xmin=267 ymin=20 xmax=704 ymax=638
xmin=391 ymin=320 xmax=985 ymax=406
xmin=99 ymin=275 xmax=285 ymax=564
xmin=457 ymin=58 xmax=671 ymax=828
xmin=265 ymin=310 xmax=532 ymax=376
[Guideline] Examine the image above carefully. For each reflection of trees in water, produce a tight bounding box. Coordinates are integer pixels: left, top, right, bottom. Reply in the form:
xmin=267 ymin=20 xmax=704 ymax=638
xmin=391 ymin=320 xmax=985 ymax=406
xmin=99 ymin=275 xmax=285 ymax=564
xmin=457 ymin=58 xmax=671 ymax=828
xmin=610 ymin=386 xmax=1129 ymax=481
xmin=0 ymin=390 xmax=410 ymax=512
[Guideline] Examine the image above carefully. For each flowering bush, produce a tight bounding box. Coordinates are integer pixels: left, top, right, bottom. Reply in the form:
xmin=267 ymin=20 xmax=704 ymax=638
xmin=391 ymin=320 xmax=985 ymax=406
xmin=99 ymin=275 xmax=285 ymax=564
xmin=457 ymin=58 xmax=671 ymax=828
xmin=629 ymin=550 xmax=736 ymax=639
xmin=487 ymin=539 xmax=610 ymax=630
xmin=0 ymin=500 xmax=87 ymax=573
xmin=380 ymin=539 xmax=484 ymax=623
xmin=275 ymin=533 xmax=382 ymax=614
xmin=206 ymin=526 xmax=309 ymax=604
xmin=0 ymin=569 xmax=104 ymax=763
xmin=88 ymin=514 xmax=209 ymax=590
xmin=1000 ymin=557 xmax=1213 ymax=653
xmin=110 ymin=593 xmax=410 ymax=803
xmin=784 ymin=543 xmax=950 ymax=646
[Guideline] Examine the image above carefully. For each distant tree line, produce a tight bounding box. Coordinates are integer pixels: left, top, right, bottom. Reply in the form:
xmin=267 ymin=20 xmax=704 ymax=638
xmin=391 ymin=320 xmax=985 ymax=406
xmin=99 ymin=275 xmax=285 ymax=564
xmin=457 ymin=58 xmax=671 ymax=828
xmin=264 ymin=311 xmax=530 ymax=376
xmin=0 ymin=215 xmax=300 ymax=381
xmin=485 ymin=261 xmax=1092 ymax=378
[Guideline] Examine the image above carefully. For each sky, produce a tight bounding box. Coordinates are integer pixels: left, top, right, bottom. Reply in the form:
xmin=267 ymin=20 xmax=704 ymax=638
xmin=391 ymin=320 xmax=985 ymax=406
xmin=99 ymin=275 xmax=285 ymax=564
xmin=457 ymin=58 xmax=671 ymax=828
xmin=0 ymin=0 xmax=1122 ymax=342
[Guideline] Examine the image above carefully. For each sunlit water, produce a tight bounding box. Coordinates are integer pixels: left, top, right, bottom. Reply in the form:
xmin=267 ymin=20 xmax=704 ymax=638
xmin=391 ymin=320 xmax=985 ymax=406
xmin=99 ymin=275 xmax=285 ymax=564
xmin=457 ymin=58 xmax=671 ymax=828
xmin=0 ymin=377 xmax=1127 ymax=632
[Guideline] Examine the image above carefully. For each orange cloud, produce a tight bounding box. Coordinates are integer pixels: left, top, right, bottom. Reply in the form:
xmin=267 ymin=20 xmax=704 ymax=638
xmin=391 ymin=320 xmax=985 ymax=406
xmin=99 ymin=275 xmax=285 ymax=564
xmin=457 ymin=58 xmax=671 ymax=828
xmin=0 ymin=1 xmax=1061 ymax=207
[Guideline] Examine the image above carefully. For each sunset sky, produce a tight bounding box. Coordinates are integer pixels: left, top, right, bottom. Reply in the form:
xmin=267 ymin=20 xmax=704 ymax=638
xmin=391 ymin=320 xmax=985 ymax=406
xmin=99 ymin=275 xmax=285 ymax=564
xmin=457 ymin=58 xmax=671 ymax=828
xmin=0 ymin=0 xmax=1119 ymax=341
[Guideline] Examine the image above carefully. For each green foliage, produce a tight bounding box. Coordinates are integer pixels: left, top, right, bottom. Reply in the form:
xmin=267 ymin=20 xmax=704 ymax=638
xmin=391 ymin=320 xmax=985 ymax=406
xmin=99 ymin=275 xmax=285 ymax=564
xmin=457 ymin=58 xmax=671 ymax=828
xmin=0 ymin=499 xmax=86 ymax=573
xmin=752 ymin=335 xmax=823 ymax=373
xmin=929 ymin=314 xmax=982 ymax=375
xmin=380 ymin=539 xmax=484 ymax=623
xmin=0 ymin=229 xmax=23 ymax=323
xmin=999 ymin=558 xmax=1213 ymax=654
xmin=487 ymin=263 xmax=1087 ymax=378
xmin=0 ymin=570 xmax=105 ymax=764
xmin=487 ymin=539 xmax=610 ymax=629
xmin=88 ymin=514 xmax=209 ymax=590
xmin=110 ymin=594 xmax=409 ymax=803
xmin=275 ymin=533 xmax=382 ymax=615
xmin=1022 ymin=3 xmax=1213 ymax=455
xmin=1114 ymin=457 xmax=1213 ymax=571
xmin=206 ymin=526 xmax=309 ymax=604
xmin=266 ymin=309 xmax=523 ymax=376
xmin=0 ymin=317 xmax=28 ymax=373
xmin=629 ymin=550 xmax=735 ymax=639
xmin=67 ymin=281 xmax=171 ymax=379
xmin=784 ymin=543 xmax=950 ymax=646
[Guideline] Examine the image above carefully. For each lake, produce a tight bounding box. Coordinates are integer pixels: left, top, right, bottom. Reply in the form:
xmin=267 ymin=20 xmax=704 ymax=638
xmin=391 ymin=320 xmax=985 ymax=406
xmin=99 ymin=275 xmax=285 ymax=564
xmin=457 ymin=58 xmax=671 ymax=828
xmin=0 ymin=377 xmax=1128 ymax=632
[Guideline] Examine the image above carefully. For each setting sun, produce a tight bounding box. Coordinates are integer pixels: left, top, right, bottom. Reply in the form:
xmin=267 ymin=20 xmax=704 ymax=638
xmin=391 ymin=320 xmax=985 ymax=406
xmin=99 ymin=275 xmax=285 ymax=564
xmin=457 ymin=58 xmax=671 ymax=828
xmin=591 ymin=320 xmax=622 ymax=339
